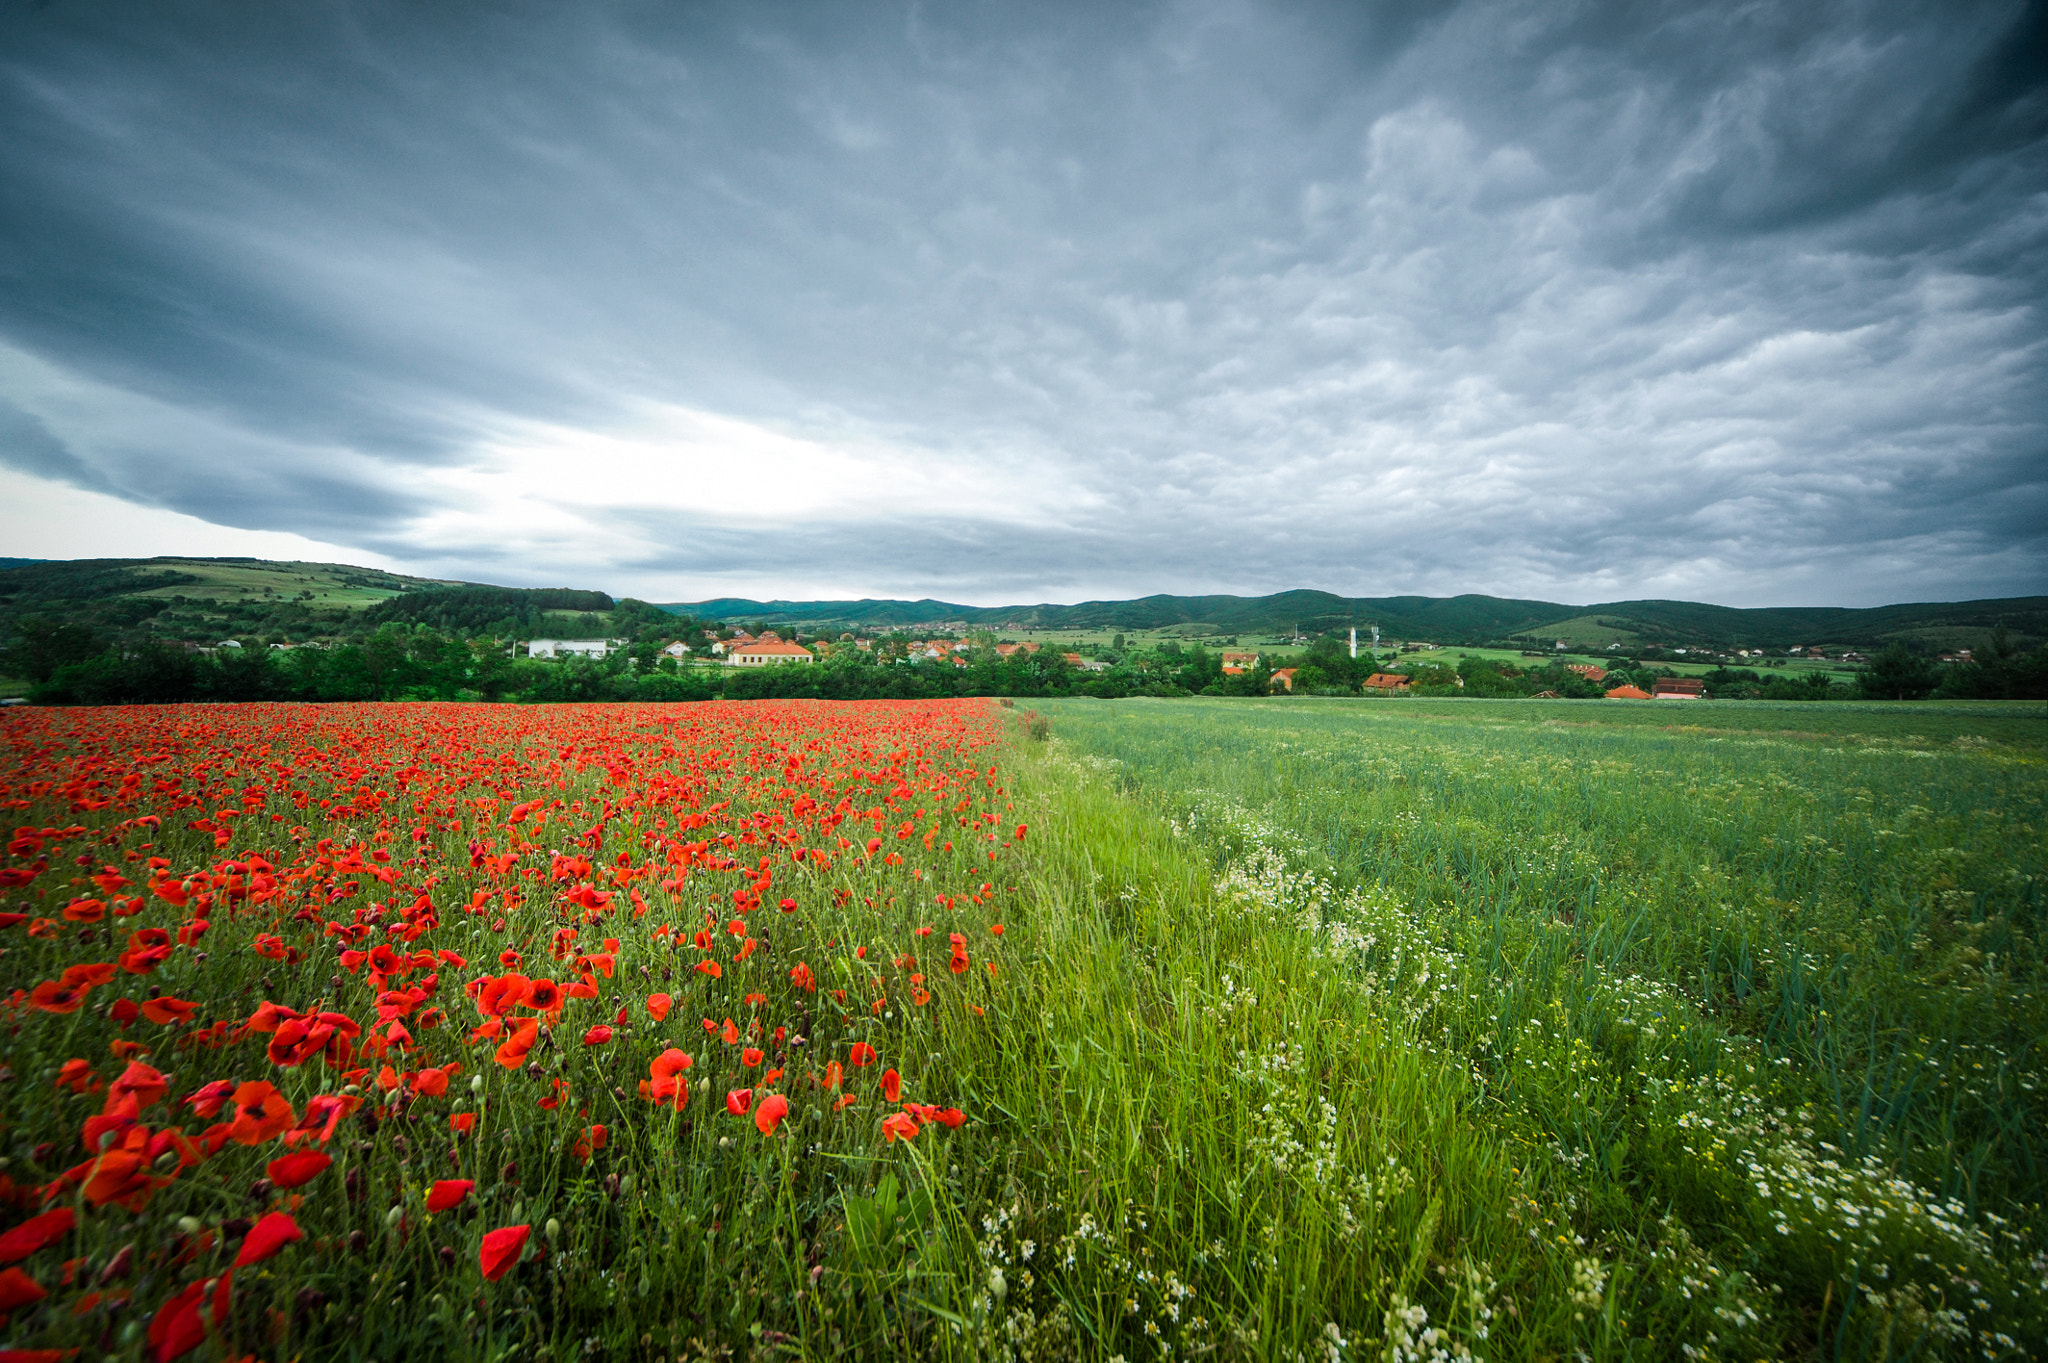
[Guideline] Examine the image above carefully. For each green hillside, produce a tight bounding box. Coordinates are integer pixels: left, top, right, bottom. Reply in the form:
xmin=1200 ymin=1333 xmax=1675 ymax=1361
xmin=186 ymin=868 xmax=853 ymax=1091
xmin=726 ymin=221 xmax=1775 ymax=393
xmin=671 ymin=589 xmax=2048 ymax=651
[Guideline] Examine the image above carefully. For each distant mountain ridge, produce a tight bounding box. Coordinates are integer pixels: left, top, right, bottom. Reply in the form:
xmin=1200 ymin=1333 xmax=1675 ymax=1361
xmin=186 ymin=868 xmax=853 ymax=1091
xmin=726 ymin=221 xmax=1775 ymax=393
xmin=666 ymin=590 xmax=2048 ymax=650
xmin=3 ymin=557 xmax=2038 ymax=651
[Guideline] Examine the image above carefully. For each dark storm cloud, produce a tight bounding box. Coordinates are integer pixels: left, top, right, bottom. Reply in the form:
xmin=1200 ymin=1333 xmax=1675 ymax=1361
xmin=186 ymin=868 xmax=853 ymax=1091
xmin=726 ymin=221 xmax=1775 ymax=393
xmin=0 ymin=0 xmax=2042 ymax=605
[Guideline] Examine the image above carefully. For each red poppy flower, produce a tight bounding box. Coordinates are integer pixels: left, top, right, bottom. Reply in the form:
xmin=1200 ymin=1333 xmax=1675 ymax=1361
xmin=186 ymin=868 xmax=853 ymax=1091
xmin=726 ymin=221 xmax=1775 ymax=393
xmin=228 ymin=1081 xmax=294 ymax=1144
xmin=0 ymin=1266 xmax=49 ymax=1311
xmin=427 ymin=1179 xmax=474 ymax=1213
xmin=645 ymin=992 xmax=673 ymax=1021
xmin=141 ymin=996 xmax=199 ymax=1025
xmin=881 ymin=1068 xmax=901 ymax=1103
xmin=753 ymin=1093 xmax=790 ymax=1137
xmin=725 ymin=1088 xmax=753 ymax=1116
xmin=582 ymin=1025 xmax=613 ymax=1046
xmin=146 ymin=1275 xmax=223 ymax=1362
xmin=741 ymin=1046 xmax=764 ymax=1068
xmin=266 ymin=1149 xmax=331 ymax=1189
xmin=28 ymin=980 xmax=88 ymax=1014
xmin=522 ymin=978 xmax=563 ymax=1013
xmin=881 ymin=1111 xmax=919 ymax=1143
xmin=234 ymin=1212 xmax=304 ymax=1267
xmin=450 ymin=1113 xmax=477 ymax=1134
xmin=778 ymin=897 xmax=797 ymax=913
xmin=476 ymin=974 xmax=528 ymax=1018
xmin=0 ymin=1207 xmax=74 ymax=1263
xmin=694 ymin=959 xmax=722 ymax=979
xmin=480 ymin=1224 xmax=530 ymax=1281
xmin=646 ymin=1048 xmax=692 ymax=1108
xmin=848 ymin=1041 xmax=877 ymax=1067
xmin=106 ymin=1060 xmax=169 ymax=1111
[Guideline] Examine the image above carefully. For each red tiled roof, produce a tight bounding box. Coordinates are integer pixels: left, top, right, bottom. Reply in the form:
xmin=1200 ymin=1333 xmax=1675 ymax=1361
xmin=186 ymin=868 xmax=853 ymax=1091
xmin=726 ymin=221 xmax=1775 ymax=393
xmin=1605 ymin=684 xmax=1651 ymax=699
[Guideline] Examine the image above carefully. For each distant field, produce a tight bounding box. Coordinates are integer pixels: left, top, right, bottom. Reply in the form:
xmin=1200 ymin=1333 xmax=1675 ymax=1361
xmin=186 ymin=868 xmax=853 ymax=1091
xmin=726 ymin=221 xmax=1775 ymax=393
xmin=120 ymin=558 xmax=456 ymax=607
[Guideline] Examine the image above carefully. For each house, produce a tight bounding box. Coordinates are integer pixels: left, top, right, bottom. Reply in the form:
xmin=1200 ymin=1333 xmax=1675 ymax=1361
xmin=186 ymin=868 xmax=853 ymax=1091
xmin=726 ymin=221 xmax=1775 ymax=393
xmin=709 ymin=632 xmax=755 ymax=656
xmin=528 ymin=639 xmax=613 ymax=659
xmin=1363 ymin=673 xmax=1411 ymax=693
xmin=1220 ymin=651 xmax=1259 ymax=675
xmin=1566 ymin=664 xmax=1608 ymax=683
xmin=660 ymin=641 xmax=692 ymax=660
xmin=726 ymin=641 xmax=815 ymax=667
xmin=1530 ymin=690 xmax=1560 ymax=699
xmin=1270 ymin=667 xmax=1298 ymax=692
xmin=1604 ymin=684 xmax=1652 ymax=699
xmin=1652 ymin=678 xmax=1705 ymax=699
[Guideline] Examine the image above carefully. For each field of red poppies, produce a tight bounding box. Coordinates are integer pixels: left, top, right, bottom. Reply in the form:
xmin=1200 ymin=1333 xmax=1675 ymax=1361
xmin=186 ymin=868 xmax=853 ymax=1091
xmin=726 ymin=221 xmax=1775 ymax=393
xmin=1 ymin=700 xmax=1025 ymax=1361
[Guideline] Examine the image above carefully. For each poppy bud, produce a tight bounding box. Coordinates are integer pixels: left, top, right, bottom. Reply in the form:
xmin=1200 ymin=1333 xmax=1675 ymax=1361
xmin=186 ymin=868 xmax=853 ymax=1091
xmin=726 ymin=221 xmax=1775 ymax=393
xmin=470 ymin=1074 xmax=485 ymax=1095
xmin=545 ymin=1218 xmax=561 ymax=1242
xmin=177 ymin=1216 xmax=202 ymax=1236
xmin=385 ymin=1206 xmax=404 ymax=1229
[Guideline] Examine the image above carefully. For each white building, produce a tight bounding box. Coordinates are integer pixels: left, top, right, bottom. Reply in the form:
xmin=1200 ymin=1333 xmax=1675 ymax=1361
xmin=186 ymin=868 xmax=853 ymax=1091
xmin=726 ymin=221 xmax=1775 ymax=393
xmin=660 ymin=641 xmax=692 ymax=660
xmin=528 ymin=638 xmax=616 ymax=659
xmin=726 ymin=641 xmax=815 ymax=667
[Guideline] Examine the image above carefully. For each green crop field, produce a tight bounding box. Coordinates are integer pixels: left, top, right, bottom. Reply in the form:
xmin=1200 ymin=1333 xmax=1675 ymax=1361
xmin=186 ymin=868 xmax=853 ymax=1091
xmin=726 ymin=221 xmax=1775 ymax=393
xmin=1014 ymin=695 xmax=2047 ymax=1359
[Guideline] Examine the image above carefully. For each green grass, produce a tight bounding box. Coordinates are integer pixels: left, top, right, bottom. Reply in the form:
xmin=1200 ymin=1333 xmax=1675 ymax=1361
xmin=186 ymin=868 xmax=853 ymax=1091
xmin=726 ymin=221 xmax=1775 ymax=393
xmin=122 ymin=558 xmax=456 ymax=607
xmin=1019 ymin=695 xmax=2047 ymax=1358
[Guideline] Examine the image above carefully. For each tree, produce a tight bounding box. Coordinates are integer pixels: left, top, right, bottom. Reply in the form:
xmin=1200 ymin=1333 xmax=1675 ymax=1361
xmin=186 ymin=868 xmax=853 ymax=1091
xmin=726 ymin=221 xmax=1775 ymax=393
xmin=1 ymin=617 xmax=105 ymax=682
xmin=1859 ymin=643 xmax=1938 ymax=700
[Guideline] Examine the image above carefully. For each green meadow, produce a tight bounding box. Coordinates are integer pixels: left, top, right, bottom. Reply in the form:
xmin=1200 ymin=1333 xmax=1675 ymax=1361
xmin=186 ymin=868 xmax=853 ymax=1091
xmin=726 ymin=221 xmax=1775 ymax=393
xmin=1000 ymin=695 xmax=2046 ymax=1360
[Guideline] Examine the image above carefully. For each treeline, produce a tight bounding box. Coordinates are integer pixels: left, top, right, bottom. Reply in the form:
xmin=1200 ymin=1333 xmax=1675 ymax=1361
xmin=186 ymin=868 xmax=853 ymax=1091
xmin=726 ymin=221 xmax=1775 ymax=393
xmin=18 ymin=624 xmax=2048 ymax=708
xmin=361 ymin=585 xmax=617 ymax=633
xmin=20 ymin=625 xmax=1156 ymax=706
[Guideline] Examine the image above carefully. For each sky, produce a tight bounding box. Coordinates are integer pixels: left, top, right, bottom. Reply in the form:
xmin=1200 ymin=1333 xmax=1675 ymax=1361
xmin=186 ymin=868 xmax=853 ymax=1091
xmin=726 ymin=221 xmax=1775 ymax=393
xmin=0 ymin=0 xmax=2043 ymax=609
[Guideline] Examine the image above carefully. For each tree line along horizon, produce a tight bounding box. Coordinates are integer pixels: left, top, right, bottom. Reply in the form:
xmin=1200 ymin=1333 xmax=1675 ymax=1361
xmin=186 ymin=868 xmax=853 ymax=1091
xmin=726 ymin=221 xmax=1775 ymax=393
xmin=4 ymin=579 xmax=2043 ymax=705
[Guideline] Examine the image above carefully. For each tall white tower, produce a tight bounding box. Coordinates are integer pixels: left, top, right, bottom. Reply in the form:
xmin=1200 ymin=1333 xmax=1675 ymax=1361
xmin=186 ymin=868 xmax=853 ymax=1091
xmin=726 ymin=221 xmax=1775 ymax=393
xmin=1349 ymin=627 xmax=1357 ymax=659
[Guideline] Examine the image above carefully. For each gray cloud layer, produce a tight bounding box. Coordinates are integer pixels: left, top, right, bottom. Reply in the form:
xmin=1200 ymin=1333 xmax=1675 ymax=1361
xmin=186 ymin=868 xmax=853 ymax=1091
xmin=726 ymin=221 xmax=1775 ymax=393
xmin=0 ymin=0 xmax=2042 ymax=606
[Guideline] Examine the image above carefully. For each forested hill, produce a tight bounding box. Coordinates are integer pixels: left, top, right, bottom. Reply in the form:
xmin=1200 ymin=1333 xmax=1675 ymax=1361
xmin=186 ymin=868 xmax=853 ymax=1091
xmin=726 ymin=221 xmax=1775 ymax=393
xmin=671 ymin=590 xmax=2048 ymax=651
xmin=3 ymin=556 xmax=2039 ymax=653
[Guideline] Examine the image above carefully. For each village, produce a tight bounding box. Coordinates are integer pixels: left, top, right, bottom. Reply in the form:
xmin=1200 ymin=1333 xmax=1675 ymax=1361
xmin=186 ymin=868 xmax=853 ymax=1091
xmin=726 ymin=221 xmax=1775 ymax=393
xmin=511 ymin=619 xmax=1887 ymax=701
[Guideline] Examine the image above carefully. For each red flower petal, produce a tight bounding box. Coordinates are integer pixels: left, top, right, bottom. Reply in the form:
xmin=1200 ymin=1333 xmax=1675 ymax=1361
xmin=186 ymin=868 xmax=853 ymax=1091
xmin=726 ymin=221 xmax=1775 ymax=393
xmin=234 ymin=1212 xmax=304 ymax=1267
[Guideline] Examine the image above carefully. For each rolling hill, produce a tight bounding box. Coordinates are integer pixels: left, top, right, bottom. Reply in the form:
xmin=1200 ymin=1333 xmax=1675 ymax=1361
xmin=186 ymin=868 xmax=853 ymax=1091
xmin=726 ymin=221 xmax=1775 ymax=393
xmin=2 ymin=556 xmax=2039 ymax=653
xmin=668 ymin=590 xmax=2048 ymax=650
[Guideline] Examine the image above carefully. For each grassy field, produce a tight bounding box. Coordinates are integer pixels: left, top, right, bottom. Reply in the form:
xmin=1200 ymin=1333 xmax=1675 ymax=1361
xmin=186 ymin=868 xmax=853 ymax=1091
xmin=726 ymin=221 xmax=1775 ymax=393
xmin=1023 ymin=694 xmax=2046 ymax=1358
xmin=121 ymin=558 xmax=457 ymax=608
xmin=2 ymin=696 xmax=2041 ymax=1362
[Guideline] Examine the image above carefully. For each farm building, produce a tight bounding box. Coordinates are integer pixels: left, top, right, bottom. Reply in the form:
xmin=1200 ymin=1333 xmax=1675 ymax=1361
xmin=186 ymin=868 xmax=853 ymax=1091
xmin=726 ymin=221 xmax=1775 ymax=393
xmin=1653 ymin=678 xmax=1705 ymax=699
xmin=1363 ymin=673 xmax=1412 ymax=693
xmin=1270 ymin=667 xmax=1297 ymax=692
xmin=1605 ymin=684 xmax=1652 ymax=699
xmin=528 ymin=639 xmax=615 ymax=659
xmin=726 ymin=641 xmax=815 ymax=667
